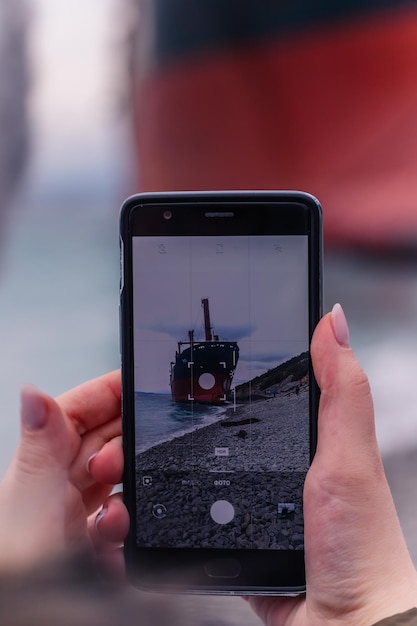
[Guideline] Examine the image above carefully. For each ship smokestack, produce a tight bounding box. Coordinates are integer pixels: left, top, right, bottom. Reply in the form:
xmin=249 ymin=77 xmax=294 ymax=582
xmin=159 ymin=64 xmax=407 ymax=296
xmin=202 ymin=298 xmax=212 ymax=341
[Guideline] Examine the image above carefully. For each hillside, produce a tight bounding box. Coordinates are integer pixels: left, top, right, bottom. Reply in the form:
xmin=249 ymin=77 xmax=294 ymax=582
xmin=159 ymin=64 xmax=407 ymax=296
xmin=234 ymin=351 xmax=309 ymax=401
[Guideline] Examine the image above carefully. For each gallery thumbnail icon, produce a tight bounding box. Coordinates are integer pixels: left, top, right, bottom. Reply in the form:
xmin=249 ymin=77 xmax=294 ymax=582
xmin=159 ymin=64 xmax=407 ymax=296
xmin=278 ymin=503 xmax=295 ymax=520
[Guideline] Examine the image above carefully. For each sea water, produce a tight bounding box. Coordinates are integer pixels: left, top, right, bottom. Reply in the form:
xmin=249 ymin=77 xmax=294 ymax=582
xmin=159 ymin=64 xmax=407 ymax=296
xmin=135 ymin=392 xmax=226 ymax=453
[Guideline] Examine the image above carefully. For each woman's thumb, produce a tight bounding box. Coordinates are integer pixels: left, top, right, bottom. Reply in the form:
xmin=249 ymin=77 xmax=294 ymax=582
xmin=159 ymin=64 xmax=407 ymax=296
xmin=17 ymin=384 xmax=71 ymax=472
xmin=311 ymin=304 xmax=379 ymax=474
xmin=0 ymin=385 xmax=71 ymax=569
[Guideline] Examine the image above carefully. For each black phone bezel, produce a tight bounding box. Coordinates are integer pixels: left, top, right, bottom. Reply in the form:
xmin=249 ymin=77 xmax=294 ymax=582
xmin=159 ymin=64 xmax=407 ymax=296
xmin=120 ymin=190 xmax=322 ymax=594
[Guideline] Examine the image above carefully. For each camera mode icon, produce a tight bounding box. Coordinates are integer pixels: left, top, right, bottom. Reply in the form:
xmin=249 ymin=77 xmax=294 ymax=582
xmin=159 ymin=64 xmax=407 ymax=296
xmin=152 ymin=503 xmax=167 ymax=519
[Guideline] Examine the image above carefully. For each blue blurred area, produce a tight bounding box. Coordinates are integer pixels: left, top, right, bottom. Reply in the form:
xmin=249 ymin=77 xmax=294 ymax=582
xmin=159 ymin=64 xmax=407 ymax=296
xmin=0 ymin=181 xmax=122 ymax=474
xmin=152 ymin=0 xmax=416 ymax=64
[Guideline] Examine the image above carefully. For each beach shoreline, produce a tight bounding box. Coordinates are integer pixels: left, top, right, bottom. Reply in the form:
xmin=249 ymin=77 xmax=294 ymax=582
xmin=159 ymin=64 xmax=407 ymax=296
xmin=136 ymin=390 xmax=310 ymax=473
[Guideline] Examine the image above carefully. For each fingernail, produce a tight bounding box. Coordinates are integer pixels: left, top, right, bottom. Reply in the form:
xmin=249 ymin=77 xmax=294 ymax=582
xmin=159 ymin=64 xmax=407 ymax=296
xmin=95 ymin=506 xmax=108 ymax=530
xmin=20 ymin=385 xmax=48 ymax=431
xmin=331 ymin=303 xmax=350 ymax=348
xmin=86 ymin=452 xmax=98 ymax=474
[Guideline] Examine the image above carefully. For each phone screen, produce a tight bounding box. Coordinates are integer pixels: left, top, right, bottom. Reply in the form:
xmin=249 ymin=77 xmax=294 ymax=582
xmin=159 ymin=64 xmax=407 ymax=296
xmin=121 ymin=192 xmax=321 ymax=592
xmin=134 ymin=234 xmax=309 ymax=548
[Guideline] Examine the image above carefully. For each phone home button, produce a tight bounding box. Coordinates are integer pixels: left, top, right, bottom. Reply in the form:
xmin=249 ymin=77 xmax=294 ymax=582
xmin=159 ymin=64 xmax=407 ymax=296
xmin=204 ymin=558 xmax=241 ymax=579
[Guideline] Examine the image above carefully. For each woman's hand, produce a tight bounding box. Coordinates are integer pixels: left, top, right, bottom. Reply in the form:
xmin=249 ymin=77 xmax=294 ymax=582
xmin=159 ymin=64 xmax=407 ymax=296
xmin=248 ymin=306 xmax=417 ymax=626
xmin=0 ymin=370 xmax=129 ymax=573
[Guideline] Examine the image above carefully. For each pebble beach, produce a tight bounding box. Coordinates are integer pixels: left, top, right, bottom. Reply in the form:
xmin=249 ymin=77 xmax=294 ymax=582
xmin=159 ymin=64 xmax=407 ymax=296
xmin=136 ymin=391 xmax=309 ymax=550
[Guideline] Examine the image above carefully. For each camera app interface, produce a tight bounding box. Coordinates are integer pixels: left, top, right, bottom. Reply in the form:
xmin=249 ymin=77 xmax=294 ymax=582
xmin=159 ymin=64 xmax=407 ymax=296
xmin=133 ymin=235 xmax=310 ymax=551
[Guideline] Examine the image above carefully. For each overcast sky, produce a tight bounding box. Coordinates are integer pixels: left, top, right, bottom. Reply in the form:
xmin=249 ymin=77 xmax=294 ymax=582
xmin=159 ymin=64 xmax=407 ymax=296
xmin=133 ymin=235 xmax=309 ymax=392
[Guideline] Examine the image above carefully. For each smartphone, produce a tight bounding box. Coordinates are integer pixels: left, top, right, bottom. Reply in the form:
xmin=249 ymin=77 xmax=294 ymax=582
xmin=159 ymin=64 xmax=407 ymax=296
xmin=120 ymin=191 xmax=322 ymax=595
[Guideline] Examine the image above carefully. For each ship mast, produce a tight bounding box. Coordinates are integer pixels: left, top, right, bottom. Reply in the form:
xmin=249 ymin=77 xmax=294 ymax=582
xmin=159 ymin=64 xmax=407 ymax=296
xmin=201 ymin=298 xmax=213 ymax=341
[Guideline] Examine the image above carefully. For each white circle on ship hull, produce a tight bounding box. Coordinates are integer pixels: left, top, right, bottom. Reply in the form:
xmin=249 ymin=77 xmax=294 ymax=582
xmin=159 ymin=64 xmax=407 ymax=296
xmin=199 ymin=372 xmax=215 ymax=389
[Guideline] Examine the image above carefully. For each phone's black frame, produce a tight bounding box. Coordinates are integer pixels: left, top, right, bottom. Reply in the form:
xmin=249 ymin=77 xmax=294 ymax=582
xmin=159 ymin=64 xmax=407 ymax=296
xmin=120 ymin=191 xmax=322 ymax=595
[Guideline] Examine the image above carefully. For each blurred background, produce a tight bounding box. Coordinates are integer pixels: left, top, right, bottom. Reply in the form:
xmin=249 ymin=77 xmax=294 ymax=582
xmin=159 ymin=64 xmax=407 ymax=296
xmin=0 ymin=1 xmax=417 ymax=622
xmin=0 ymin=0 xmax=129 ymax=473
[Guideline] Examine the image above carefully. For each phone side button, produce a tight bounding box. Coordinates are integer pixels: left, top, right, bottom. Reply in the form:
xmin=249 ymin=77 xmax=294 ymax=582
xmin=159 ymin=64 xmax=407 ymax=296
xmin=204 ymin=558 xmax=241 ymax=579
